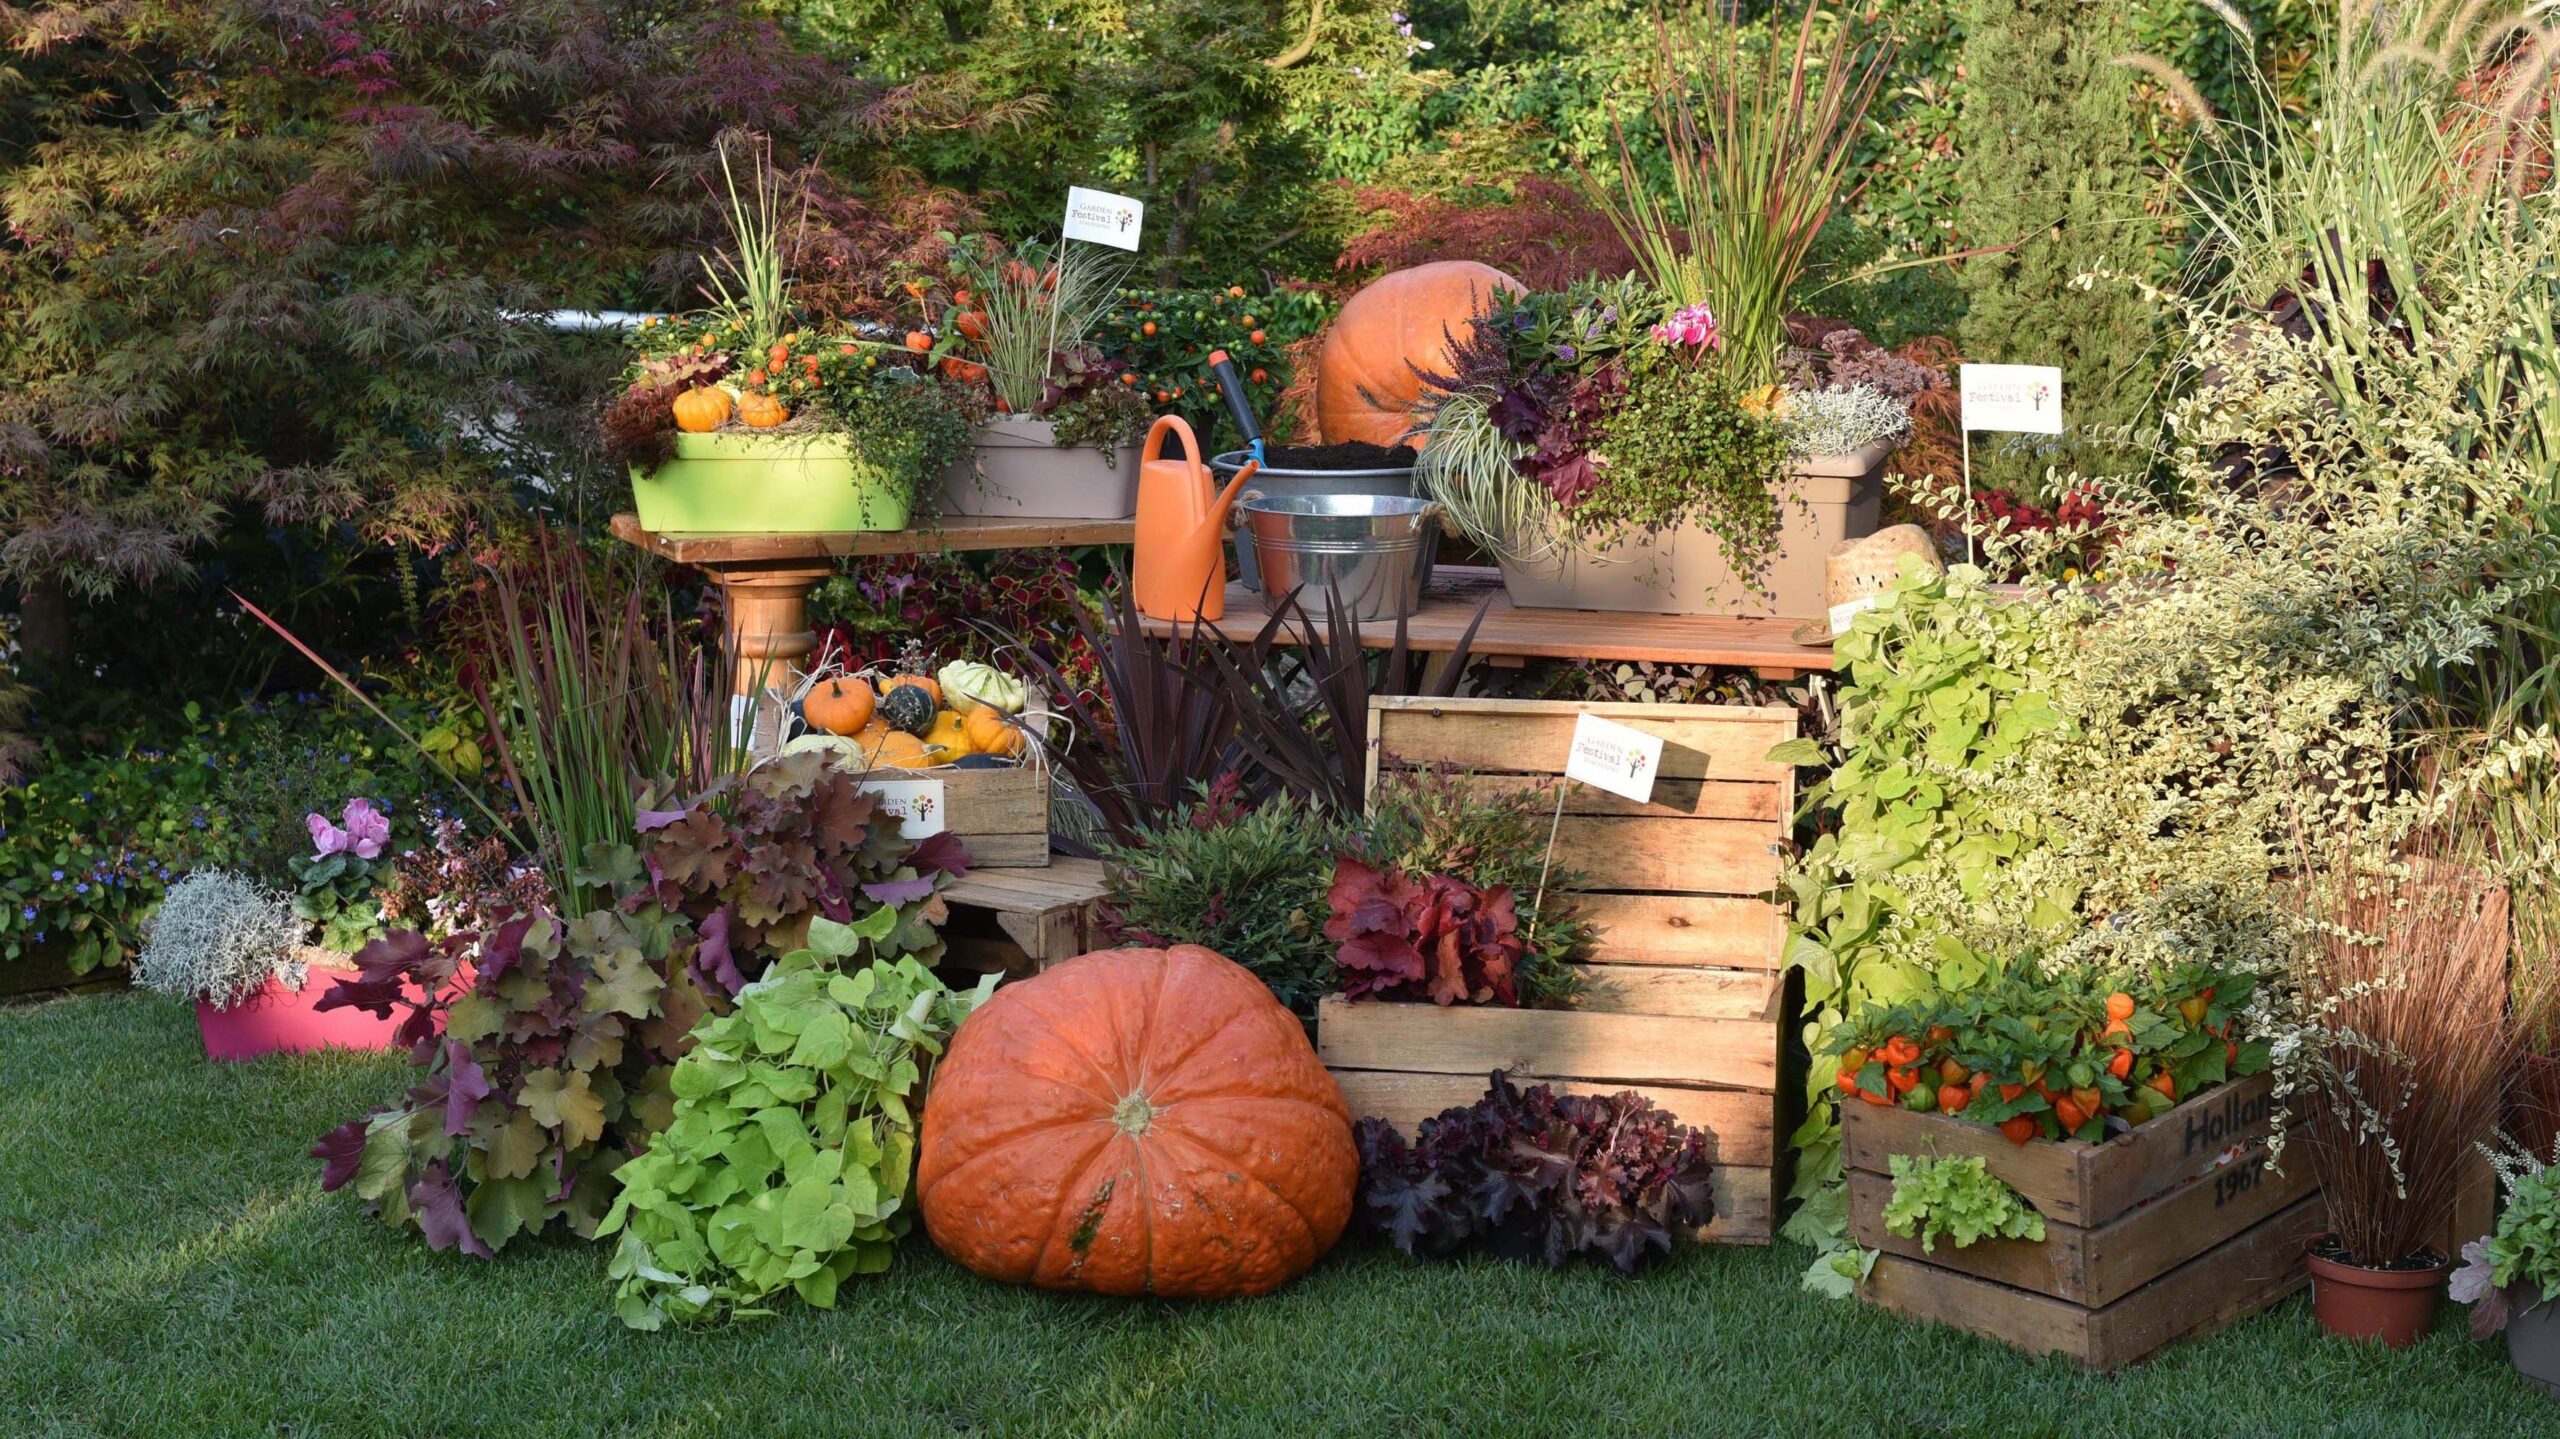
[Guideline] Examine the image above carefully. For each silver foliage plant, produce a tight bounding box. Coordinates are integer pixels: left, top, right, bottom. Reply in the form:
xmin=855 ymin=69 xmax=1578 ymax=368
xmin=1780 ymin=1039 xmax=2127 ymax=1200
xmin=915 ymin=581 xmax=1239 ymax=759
xmin=133 ymin=870 xmax=307 ymax=1007
xmin=1782 ymin=383 xmax=1908 ymax=461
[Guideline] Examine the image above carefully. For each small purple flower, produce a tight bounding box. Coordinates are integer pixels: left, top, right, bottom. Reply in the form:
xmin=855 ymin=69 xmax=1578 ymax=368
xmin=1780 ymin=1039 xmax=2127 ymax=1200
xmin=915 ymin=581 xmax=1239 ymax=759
xmin=1554 ymin=343 xmax=1578 ymax=363
xmin=307 ymin=797 xmax=392 ymax=860
xmin=48 ymin=869 xmax=62 ymax=882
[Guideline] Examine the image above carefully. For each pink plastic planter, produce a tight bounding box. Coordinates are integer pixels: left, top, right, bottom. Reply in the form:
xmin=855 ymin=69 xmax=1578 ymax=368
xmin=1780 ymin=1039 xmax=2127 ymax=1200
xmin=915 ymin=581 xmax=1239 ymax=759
xmin=192 ymin=958 xmax=474 ymax=1062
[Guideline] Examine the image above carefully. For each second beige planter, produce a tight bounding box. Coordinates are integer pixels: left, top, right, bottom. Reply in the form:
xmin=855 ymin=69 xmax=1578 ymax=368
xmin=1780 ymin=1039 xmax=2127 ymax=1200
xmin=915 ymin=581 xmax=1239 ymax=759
xmin=1496 ymin=442 xmax=1890 ymax=618
xmin=940 ymin=415 xmax=1139 ymax=520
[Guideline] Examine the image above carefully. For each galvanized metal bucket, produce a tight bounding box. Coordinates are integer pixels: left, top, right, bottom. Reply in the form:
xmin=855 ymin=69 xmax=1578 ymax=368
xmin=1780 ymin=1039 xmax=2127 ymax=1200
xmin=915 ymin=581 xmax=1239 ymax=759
xmin=1211 ymin=451 xmax=1435 ymax=592
xmin=1239 ymin=493 xmax=1440 ymax=621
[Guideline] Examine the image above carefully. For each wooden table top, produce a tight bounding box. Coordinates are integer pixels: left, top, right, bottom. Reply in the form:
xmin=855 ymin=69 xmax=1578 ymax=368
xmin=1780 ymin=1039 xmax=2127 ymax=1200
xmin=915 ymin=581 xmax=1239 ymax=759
xmin=610 ymin=512 xmax=1133 ymax=566
xmin=1141 ymin=566 xmax=1836 ymax=676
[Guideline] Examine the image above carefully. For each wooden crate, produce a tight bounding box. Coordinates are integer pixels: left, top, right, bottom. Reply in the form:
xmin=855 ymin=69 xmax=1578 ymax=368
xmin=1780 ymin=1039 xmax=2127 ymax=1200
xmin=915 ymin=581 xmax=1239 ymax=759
xmin=1844 ymin=1073 xmax=2321 ymax=1368
xmin=937 ymin=858 xmax=1111 ymax=976
xmin=859 ymin=758 xmax=1049 ymax=868
xmin=1317 ymin=696 xmax=1801 ymax=1245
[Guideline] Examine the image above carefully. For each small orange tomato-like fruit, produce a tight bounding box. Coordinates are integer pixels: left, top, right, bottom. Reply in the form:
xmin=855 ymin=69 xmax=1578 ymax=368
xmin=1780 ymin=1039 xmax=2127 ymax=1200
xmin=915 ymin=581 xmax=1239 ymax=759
xmin=1141 ymin=320 xmax=1157 ymax=336
xmin=1121 ymin=372 xmax=1138 ymax=386
xmin=745 ymin=368 xmax=767 ymax=387
xmin=1250 ymin=368 xmax=1267 ymax=383
xmin=1154 ymin=390 xmax=1169 ymax=402
xmin=2105 ymin=991 xmax=2136 ymax=1021
xmin=1227 ymin=285 xmax=1245 ymax=297
xmin=1248 ymin=329 xmax=1266 ymax=344
xmin=1241 ymin=314 xmax=1256 ymax=325
xmin=769 ymin=343 xmax=789 ymax=364
xmin=840 ymin=343 xmax=858 ymax=356
xmin=905 ymin=331 xmax=933 ymax=352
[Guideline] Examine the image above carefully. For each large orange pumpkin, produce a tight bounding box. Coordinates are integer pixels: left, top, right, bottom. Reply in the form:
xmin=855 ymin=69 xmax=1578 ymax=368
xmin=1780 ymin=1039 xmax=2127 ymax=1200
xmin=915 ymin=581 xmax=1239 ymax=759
xmin=1315 ymin=260 xmax=1524 ymax=448
xmin=917 ymin=945 xmax=1357 ymax=1299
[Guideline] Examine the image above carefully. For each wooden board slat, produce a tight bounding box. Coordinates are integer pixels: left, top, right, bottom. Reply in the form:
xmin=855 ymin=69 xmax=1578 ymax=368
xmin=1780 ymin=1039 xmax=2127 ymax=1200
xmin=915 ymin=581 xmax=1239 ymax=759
xmin=1546 ymin=815 xmax=1783 ymax=895
xmin=1843 ymin=1073 xmax=2281 ymax=1227
xmin=1848 ymin=1136 xmax=2314 ymax=1307
xmin=1570 ymin=893 xmax=1788 ymax=969
xmin=1316 ymin=996 xmax=1776 ymax=1091
xmin=612 ymin=511 xmax=1133 ymax=565
xmin=1373 ymin=698 xmax=1797 ymax=784
xmin=1861 ymin=1194 xmax=2324 ymax=1370
xmin=1697 ymin=1164 xmax=1773 ymax=1244
xmin=1329 ymin=1071 xmax=1776 ymax=1165
xmin=1137 ymin=567 xmax=1837 ymax=675
xmin=1415 ymin=772 xmax=1787 ymax=822
xmin=1572 ymin=964 xmax=1780 ymax=1020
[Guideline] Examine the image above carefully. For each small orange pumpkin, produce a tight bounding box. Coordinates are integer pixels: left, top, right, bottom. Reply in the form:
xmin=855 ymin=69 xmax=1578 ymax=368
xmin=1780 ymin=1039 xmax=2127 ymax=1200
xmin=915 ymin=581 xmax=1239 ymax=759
xmin=736 ymin=391 xmax=788 ymax=428
xmin=918 ymin=946 xmax=1357 ymax=1299
xmin=803 ymin=676 xmax=876 ymax=736
xmin=670 ymin=386 xmax=731 ymax=433
xmin=1315 ymin=260 xmax=1524 ymax=448
xmin=964 ymin=705 xmax=1023 ymax=758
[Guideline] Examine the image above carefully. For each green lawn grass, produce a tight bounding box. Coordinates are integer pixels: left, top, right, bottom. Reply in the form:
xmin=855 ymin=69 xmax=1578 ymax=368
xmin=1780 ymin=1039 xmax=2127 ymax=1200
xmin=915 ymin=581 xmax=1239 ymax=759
xmin=3 ymin=991 xmax=2552 ymax=1439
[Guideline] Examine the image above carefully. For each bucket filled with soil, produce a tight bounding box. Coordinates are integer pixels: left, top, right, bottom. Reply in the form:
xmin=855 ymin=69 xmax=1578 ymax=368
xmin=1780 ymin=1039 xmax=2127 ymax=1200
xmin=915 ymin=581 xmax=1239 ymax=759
xmin=1210 ymin=441 xmax=1438 ymax=593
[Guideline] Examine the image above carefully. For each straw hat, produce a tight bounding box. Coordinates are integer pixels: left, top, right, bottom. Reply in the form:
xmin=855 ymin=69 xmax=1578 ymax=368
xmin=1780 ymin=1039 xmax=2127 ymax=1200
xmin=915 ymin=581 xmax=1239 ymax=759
xmin=1792 ymin=525 xmax=1945 ymax=646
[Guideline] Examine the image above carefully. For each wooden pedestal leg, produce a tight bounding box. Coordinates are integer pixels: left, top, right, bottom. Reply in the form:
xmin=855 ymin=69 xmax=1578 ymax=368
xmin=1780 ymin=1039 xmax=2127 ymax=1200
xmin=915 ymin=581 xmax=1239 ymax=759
xmin=716 ymin=562 xmax=835 ymax=698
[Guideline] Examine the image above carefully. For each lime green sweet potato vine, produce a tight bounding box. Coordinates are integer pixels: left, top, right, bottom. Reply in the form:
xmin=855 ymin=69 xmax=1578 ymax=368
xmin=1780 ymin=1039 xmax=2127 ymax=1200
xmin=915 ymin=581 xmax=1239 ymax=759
xmin=1770 ymin=562 xmax=2074 ymax=1285
xmin=598 ymin=909 xmax=996 ymax=1329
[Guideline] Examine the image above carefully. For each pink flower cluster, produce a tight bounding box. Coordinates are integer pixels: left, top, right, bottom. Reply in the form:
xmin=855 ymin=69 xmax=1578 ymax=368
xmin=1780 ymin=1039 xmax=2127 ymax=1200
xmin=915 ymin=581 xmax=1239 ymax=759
xmin=1651 ymin=301 xmax=1722 ymax=350
xmin=308 ymin=798 xmax=391 ymax=861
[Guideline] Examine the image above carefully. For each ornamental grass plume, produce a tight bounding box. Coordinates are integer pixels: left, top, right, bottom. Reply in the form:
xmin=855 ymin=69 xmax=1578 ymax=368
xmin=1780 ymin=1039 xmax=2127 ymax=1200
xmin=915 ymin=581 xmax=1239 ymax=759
xmin=2282 ymin=830 xmax=2544 ymax=1269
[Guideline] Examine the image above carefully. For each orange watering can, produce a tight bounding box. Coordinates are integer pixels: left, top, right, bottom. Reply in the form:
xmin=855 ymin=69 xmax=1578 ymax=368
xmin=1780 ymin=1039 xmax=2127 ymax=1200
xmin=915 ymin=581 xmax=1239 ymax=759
xmin=1134 ymin=414 xmax=1255 ymax=623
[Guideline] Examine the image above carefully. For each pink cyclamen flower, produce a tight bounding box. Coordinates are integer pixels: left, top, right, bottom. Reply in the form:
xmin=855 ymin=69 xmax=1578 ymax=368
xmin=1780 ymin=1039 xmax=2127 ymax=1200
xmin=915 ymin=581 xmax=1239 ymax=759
xmin=1650 ymin=301 xmax=1723 ymax=350
xmin=308 ymin=798 xmax=391 ymax=860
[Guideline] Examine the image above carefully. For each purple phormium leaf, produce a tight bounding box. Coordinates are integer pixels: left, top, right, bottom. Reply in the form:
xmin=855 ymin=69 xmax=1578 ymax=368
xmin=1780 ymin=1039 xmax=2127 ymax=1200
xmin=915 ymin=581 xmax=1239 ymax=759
xmin=861 ymin=872 xmax=938 ymax=905
xmin=907 ymin=830 xmax=974 ymax=879
xmin=689 ymin=906 xmax=745 ymax=999
xmin=409 ymin=1160 xmax=494 ymax=1260
xmin=442 ymin=1040 xmax=490 ymax=1137
xmin=313 ymin=1118 xmax=370 ymax=1191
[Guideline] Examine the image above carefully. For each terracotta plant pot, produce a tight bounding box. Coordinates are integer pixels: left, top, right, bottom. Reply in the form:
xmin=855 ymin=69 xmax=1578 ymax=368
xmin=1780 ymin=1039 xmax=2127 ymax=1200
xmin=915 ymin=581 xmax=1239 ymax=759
xmin=2305 ymin=1238 xmax=2450 ymax=1346
xmin=2510 ymin=1288 xmax=2560 ymax=1400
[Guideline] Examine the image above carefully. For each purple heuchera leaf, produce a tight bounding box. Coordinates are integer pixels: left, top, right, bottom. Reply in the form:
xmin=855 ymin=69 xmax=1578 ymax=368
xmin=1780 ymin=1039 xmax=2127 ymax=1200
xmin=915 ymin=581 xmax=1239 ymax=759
xmin=409 ymin=1160 xmax=494 ymax=1260
xmin=634 ymin=808 xmax=688 ymax=833
xmin=442 ymin=1040 xmax=490 ymax=1137
xmin=312 ymin=1118 xmax=370 ymax=1192
xmin=315 ymin=930 xmax=429 ymax=1016
xmin=476 ymin=915 xmax=532 ymax=988
xmin=907 ymin=831 xmax=974 ymax=879
xmin=689 ymin=906 xmax=745 ymax=999
xmin=862 ymin=872 xmax=938 ymax=905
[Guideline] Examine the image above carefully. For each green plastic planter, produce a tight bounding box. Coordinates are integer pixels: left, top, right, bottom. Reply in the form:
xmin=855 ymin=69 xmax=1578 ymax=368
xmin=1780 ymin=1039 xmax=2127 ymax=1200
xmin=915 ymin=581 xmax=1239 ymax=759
xmin=631 ymin=431 xmax=913 ymax=534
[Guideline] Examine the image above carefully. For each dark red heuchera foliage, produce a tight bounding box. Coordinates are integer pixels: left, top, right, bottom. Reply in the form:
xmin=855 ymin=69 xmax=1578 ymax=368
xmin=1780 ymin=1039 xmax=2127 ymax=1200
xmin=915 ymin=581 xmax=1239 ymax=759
xmin=1352 ymin=1072 xmax=1717 ymax=1273
xmin=1335 ymin=178 xmax=1635 ymax=291
xmin=310 ymin=751 xmax=971 ymax=1259
xmin=1325 ymin=856 xmax=1524 ymax=1006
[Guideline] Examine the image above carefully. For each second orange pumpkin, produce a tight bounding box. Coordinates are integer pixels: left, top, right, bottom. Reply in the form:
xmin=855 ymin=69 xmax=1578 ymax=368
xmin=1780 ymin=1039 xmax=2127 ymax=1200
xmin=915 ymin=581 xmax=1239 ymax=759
xmin=1314 ymin=260 xmax=1524 ymax=449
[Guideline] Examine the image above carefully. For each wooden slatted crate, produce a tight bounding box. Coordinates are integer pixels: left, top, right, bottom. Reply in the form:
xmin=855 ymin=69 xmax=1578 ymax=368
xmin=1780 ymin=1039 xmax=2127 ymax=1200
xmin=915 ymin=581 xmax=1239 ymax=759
xmin=1844 ymin=1072 xmax=2326 ymax=1368
xmin=1317 ymin=696 xmax=1801 ymax=1244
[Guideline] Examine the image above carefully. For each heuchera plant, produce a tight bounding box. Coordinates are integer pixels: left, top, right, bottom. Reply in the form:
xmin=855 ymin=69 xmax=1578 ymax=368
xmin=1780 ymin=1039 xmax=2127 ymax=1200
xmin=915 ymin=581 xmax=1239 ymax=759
xmin=310 ymin=753 xmax=970 ymax=1259
xmin=1324 ymin=856 xmax=1524 ymax=1006
xmin=631 ymin=753 xmax=973 ymax=998
xmin=1352 ymin=1072 xmax=1716 ymax=1273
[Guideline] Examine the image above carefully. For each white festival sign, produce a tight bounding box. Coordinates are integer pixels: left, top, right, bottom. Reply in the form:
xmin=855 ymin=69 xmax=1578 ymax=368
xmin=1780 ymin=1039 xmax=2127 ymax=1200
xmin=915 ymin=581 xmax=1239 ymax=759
xmin=1061 ymin=186 xmax=1145 ymax=251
